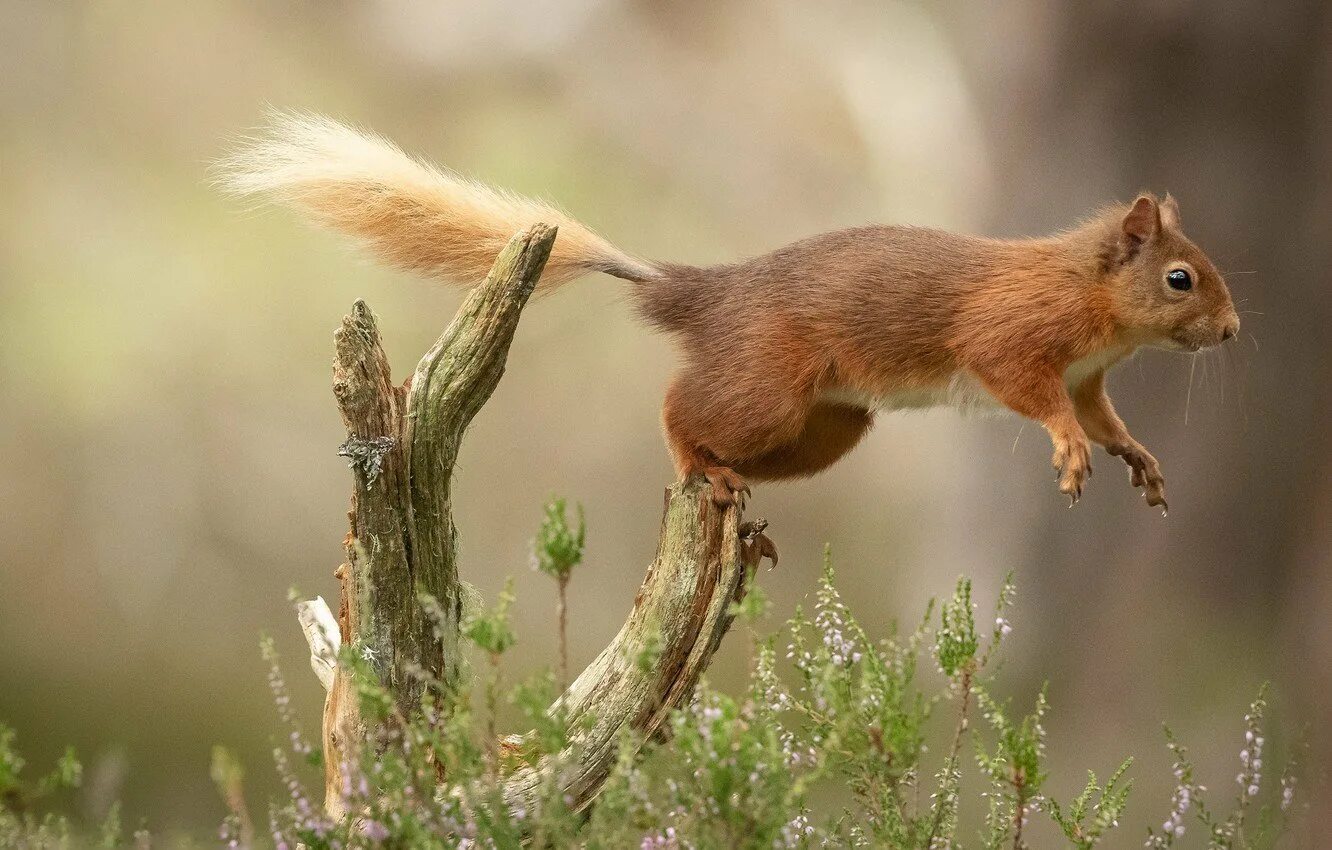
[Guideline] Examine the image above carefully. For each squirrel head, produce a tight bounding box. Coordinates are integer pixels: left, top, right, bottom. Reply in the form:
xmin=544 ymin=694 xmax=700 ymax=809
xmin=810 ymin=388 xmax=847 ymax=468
xmin=1105 ymin=194 xmax=1239 ymax=351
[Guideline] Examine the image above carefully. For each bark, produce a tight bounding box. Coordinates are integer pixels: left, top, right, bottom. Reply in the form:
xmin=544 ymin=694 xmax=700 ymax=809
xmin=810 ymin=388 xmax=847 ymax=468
xmin=304 ymin=223 xmax=763 ymax=820
xmin=501 ymin=479 xmax=753 ymax=813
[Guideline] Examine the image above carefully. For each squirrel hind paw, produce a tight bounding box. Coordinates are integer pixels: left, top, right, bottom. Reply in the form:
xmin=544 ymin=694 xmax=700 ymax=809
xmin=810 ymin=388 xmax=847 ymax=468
xmin=702 ymin=466 xmax=750 ymax=507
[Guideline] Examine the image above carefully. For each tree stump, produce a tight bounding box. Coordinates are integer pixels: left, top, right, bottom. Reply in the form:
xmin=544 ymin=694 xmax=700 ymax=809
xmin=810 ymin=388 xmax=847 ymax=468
xmin=300 ymin=224 xmax=767 ymax=820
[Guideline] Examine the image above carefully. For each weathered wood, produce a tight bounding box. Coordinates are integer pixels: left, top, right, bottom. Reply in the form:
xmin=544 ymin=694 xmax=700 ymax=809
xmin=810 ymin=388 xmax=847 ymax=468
xmin=321 ymin=225 xmax=555 ymax=817
xmin=501 ymin=478 xmax=753 ymax=812
xmin=296 ymin=597 xmax=339 ymax=691
xmin=401 ymin=223 xmax=556 ymax=704
xmin=311 ymin=222 xmax=765 ymax=823
xmin=327 ymin=299 xmax=412 ymax=818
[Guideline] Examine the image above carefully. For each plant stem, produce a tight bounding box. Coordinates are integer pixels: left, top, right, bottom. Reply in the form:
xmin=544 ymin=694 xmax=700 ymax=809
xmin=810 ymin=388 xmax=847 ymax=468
xmin=927 ymin=667 xmax=974 ymax=848
xmin=1011 ymin=766 xmax=1028 ymax=850
xmin=557 ymin=575 xmax=569 ymax=692
xmin=486 ymin=651 xmax=501 ymax=778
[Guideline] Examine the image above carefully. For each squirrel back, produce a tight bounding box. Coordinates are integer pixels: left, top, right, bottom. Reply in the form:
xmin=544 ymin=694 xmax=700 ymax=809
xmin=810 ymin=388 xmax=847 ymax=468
xmin=217 ymin=116 xmax=1068 ymax=355
xmin=219 ymin=114 xmax=1235 ymax=368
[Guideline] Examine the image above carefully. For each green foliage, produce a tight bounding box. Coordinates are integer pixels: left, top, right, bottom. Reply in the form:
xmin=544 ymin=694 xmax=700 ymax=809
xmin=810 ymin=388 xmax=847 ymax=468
xmin=37 ymin=748 xmax=81 ymax=797
xmin=729 ymin=578 xmax=772 ymax=625
xmin=975 ymin=687 xmax=1052 ymax=849
xmin=936 ymin=576 xmax=979 ymax=678
xmin=0 ymin=514 xmax=1309 ymax=848
xmin=781 ymin=557 xmax=934 ymax=847
xmin=257 ymin=541 xmax=1287 ymax=850
xmin=1044 ymin=758 xmax=1133 ymax=849
xmin=0 ymin=725 xmax=83 ymax=847
xmin=531 ymin=496 xmax=585 ymax=582
xmin=586 ymin=689 xmax=808 ymax=848
xmin=98 ymin=801 xmax=123 ymax=849
xmin=212 ymin=745 xmax=254 ymax=848
xmin=464 ymin=577 xmax=518 ymax=657
xmin=1143 ymin=685 xmax=1300 ymax=850
xmin=504 ymin=671 xmax=574 ymax=766
xmin=231 ymin=539 xmax=1302 ymax=849
xmin=0 ymin=725 xmax=26 ymax=802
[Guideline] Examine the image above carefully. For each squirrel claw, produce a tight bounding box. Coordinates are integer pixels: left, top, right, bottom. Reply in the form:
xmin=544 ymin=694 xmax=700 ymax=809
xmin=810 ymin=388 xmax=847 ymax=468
xmin=1052 ymin=433 xmax=1092 ymax=506
xmin=1115 ymin=443 xmax=1167 ymax=513
xmin=703 ymin=466 xmax=749 ymax=508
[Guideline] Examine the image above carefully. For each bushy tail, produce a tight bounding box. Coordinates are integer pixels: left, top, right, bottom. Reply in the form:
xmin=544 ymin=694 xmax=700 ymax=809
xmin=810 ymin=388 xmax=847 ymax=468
xmin=216 ymin=113 xmax=660 ymax=288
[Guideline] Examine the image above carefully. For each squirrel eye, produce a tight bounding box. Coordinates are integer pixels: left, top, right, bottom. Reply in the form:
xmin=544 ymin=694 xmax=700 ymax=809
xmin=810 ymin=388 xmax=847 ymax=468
xmin=1166 ymin=268 xmax=1193 ymax=291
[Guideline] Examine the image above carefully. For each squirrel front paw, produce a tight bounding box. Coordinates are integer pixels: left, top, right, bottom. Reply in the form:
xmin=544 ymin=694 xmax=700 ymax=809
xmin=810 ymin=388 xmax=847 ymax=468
xmin=1052 ymin=434 xmax=1093 ymax=505
xmin=1109 ymin=442 xmax=1168 ymax=515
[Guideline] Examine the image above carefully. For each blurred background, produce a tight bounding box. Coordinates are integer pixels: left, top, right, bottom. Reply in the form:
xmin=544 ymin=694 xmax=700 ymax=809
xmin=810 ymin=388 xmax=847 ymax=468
xmin=2 ymin=0 xmax=1329 ymax=843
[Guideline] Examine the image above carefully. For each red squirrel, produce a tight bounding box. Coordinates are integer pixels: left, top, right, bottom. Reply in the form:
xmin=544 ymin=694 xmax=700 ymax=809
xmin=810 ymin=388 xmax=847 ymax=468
xmin=222 ymin=114 xmax=1239 ymax=513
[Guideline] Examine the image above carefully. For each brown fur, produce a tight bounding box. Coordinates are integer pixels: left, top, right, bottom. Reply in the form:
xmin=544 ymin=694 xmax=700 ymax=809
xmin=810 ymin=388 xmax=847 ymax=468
xmin=221 ymin=116 xmax=1239 ymax=510
xmin=645 ymin=198 xmax=1236 ymax=510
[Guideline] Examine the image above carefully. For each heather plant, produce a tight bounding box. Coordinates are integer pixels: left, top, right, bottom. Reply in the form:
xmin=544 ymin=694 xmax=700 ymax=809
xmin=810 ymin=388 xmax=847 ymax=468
xmin=0 ymin=727 xmax=85 ymax=847
xmin=0 ymin=503 xmax=1310 ymax=849
xmin=241 ymin=523 xmax=1304 ymax=849
xmin=530 ymin=497 xmax=586 ymax=690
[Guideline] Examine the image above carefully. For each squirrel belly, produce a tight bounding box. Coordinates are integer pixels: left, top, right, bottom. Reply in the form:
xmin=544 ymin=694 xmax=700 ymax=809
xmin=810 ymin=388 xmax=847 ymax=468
xmin=818 ymin=376 xmax=1005 ymax=416
xmin=221 ymin=114 xmax=1239 ymax=511
xmin=816 ymin=344 xmax=1135 ymax=421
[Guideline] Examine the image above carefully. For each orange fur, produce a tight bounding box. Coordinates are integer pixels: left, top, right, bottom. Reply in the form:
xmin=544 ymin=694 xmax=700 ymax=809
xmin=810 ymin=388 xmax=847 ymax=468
xmin=221 ymin=116 xmax=1240 ymax=510
xmin=216 ymin=112 xmax=658 ymax=288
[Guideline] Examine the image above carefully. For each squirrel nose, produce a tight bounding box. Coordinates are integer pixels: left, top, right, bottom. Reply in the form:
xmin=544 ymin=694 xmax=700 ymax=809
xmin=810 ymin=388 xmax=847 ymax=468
xmin=1221 ymin=319 xmax=1239 ymax=341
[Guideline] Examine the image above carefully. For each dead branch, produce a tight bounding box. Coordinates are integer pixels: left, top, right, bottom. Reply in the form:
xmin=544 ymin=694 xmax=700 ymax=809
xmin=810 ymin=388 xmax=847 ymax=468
xmin=302 ymin=224 xmax=763 ymax=821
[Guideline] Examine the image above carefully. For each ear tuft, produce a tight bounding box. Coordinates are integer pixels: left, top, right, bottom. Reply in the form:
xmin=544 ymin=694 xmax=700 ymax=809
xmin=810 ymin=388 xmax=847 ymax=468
xmin=1121 ymin=194 xmax=1160 ymax=245
xmin=1160 ymin=193 xmax=1181 ymax=229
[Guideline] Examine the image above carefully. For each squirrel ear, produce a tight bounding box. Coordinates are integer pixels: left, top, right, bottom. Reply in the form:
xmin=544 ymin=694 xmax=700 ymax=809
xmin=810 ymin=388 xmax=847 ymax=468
xmin=1160 ymin=193 xmax=1181 ymax=229
xmin=1121 ymin=194 xmax=1160 ymax=245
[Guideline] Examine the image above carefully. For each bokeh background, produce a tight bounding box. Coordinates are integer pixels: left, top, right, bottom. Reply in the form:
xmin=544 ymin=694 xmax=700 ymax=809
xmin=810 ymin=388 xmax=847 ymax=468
xmin=3 ymin=0 xmax=1329 ymax=843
